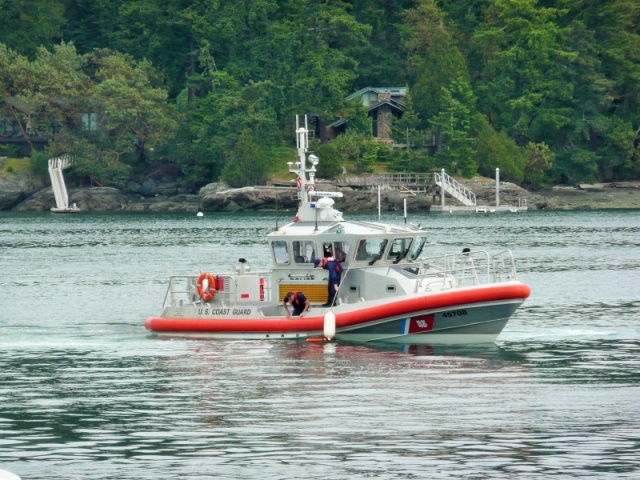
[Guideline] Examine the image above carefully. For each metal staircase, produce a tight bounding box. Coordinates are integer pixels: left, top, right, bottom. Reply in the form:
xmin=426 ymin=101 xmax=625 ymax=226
xmin=48 ymin=156 xmax=79 ymax=213
xmin=434 ymin=170 xmax=476 ymax=206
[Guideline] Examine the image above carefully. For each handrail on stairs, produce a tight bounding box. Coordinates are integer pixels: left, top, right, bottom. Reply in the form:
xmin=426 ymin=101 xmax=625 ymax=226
xmin=48 ymin=156 xmax=75 ymax=211
xmin=434 ymin=171 xmax=476 ymax=206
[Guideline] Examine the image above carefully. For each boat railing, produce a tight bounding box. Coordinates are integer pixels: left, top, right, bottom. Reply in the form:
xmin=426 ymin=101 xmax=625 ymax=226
xmin=413 ymin=250 xmax=517 ymax=291
xmin=163 ymin=272 xmax=273 ymax=308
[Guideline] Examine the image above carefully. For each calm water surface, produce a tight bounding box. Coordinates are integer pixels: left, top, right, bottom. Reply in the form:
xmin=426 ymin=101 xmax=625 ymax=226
xmin=1 ymin=209 xmax=639 ymax=479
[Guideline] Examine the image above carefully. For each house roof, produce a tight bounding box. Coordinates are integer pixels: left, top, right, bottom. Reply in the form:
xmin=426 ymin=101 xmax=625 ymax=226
xmin=346 ymin=87 xmax=407 ymax=101
xmin=326 ymin=99 xmax=406 ymax=129
xmin=367 ymin=99 xmax=406 ymax=113
xmin=325 ymin=88 xmax=407 ymax=130
xmin=327 ymin=118 xmax=349 ymax=128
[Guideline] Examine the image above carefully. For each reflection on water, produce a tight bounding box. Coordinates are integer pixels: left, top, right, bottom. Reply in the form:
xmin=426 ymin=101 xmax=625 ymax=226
xmin=2 ymin=339 xmax=639 ymax=479
xmin=1 ymin=210 xmax=640 ymax=478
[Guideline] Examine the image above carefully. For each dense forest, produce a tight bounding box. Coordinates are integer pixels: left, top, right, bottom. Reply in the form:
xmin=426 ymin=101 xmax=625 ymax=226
xmin=1 ymin=0 xmax=639 ymax=190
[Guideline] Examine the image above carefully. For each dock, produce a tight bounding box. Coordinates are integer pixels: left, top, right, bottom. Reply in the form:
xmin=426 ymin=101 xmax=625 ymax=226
xmin=275 ymin=168 xmax=528 ymax=213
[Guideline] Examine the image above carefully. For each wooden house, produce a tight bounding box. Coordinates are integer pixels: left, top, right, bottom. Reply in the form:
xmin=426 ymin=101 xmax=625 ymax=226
xmin=322 ymin=87 xmax=406 ymax=142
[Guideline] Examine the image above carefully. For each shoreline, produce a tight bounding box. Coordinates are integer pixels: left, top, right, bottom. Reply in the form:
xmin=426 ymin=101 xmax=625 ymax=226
xmin=538 ymin=182 xmax=640 ymax=210
xmin=2 ymin=170 xmax=640 ymax=212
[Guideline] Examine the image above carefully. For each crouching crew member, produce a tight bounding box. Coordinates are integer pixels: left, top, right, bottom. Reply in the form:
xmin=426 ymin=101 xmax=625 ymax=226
xmin=283 ymin=291 xmax=310 ymax=318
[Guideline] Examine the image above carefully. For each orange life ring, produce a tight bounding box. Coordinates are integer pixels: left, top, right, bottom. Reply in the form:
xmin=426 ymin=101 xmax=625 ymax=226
xmin=196 ymin=272 xmax=216 ymax=302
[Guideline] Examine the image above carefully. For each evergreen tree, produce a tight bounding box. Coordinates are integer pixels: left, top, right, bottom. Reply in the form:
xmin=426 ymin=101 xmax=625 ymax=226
xmin=524 ymin=141 xmax=554 ymax=187
xmin=474 ymin=120 xmax=527 ymax=183
xmin=403 ymin=0 xmax=469 ymax=127
xmin=221 ymin=130 xmax=275 ymax=187
xmin=429 ymin=78 xmax=477 ymax=177
xmin=0 ymin=0 xmax=65 ymax=57
xmin=472 ymin=0 xmax=576 ymax=145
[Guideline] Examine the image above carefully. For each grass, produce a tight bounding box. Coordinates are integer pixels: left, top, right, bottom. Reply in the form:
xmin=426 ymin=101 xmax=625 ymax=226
xmin=269 ymin=143 xmax=393 ymax=182
xmin=270 ymin=145 xmax=297 ymax=181
xmin=0 ymin=157 xmax=30 ymax=178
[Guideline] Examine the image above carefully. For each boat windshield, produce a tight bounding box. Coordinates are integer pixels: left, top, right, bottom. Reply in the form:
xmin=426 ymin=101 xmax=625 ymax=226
xmin=292 ymin=240 xmax=316 ymax=264
xmin=355 ymin=238 xmax=389 ymax=264
xmin=407 ymin=236 xmax=427 ymax=261
xmin=387 ymin=237 xmax=412 ymax=262
xmin=272 ymin=241 xmax=290 ymax=265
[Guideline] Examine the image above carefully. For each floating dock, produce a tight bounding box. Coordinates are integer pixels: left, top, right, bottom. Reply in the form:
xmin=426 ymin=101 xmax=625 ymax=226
xmin=430 ymin=168 xmax=528 ymax=213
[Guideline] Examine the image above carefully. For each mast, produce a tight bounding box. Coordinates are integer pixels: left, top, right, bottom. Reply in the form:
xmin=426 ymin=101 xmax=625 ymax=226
xmin=289 ymin=115 xmax=317 ymax=199
xmin=288 ymin=115 xmax=342 ymax=223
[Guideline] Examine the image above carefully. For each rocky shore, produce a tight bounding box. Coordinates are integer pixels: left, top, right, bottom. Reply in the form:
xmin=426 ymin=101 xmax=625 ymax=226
xmin=1 ymin=170 xmax=638 ymax=213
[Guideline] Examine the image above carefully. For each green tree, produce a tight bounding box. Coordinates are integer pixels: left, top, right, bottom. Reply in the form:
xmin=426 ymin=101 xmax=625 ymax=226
xmin=314 ymin=129 xmax=384 ymax=177
xmin=220 ymin=131 xmax=274 ymax=187
xmin=347 ymin=0 xmax=412 ymax=86
xmin=404 ymin=0 xmax=469 ymax=126
xmin=281 ymin=1 xmax=372 ymax=120
xmin=391 ymin=88 xmax=423 ymax=147
xmin=64 ymin=0 xmax=119 ymax=55
xmin=339 ymin=100 xmax=372 ymax=136
xmin=90 ymin=50 xmax=178 ymax=170
xmin=475 ymin=121 xmax=526 ymax=183
xmin=182 ymin=72 xmax=279 ymax=186
xmin=48 ymin=132 xmax=131 ymax=187
xmin=312 ymin=139 xmax=344 ymax=179
xmin=429 ymin=78 xmax=477 ymax=177
xmin=524 ymin=141 xmax=553 ymax=187
xmin=0 ymin=0 xmax=65 ymax=57
xmin=388 ymin=149 xmax=436 ymax=174
xmin=472 ymin=0 xmax=577 ymax=144
xmin=0 ymin=42 xmax=91 ymax=154
xmin=0 ymin=44 xmax=33 ymax=150
xmin=553 ymin=147 xmax=598 ymax=184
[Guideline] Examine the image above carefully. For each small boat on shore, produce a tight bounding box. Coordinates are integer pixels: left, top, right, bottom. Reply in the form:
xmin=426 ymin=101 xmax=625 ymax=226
xmin=145 ymin=116 xmax=530 ymax=344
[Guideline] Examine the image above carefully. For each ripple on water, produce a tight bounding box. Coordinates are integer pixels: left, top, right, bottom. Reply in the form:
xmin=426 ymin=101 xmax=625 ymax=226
xmin=1 ymin=210 xmax=640 ymax=478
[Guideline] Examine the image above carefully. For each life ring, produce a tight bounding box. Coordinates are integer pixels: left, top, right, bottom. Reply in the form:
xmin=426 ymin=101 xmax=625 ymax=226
xmin=196 ymin=272 xmax=216 ymax=302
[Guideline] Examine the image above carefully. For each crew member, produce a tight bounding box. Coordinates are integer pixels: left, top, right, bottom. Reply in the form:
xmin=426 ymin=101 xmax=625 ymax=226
xmin=314 ymin=255 xmax=343 ymax=307
xmin=325 ymin=243 xmax=346 ymax=263
xmin=283 ymin=291 xmax=310 ymax=318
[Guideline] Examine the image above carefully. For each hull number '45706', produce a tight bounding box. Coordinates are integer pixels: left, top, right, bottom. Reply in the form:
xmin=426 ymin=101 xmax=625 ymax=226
xmin=443 ymin=309 xmax=468 ymax=318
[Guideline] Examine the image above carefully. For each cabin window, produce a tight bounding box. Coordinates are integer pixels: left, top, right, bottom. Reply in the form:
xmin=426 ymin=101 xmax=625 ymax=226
xmin=292 ymin=240 xmax=315 ymax=264
xmin=355 ymin=238 xmax=388 ymax=262
xmin=408 ymin=236 xmax=427 ymax=261
xmin=322 ymin=241 xmax=350 ymax=263
xmin=271 ymin=241 xmax=290 ymax=265
xmin=82 ymin=112 xmax=98 ymax=131
xmin=1 ymin=119 xmax=19 ymax=137
xmin=387 ymin=237 xmax=412 ymax=261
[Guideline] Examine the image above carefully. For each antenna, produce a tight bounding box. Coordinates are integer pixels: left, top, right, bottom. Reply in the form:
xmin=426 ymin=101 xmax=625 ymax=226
xmin=275 ymin=189 xmax=279 ymax=230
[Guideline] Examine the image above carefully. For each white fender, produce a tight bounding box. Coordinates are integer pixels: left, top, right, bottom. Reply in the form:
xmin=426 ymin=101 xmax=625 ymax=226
xmin=323 ymin=311 xmax=336 ymax=340
xmin=0 ymin=470 xmax=21 ymax=480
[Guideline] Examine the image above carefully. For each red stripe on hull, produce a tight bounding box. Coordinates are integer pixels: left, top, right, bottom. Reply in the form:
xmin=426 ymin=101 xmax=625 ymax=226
xmin=145 ymin=283 xmax=530 ymax=333
xmin=336 ymin=283 xmax=530 ymax=328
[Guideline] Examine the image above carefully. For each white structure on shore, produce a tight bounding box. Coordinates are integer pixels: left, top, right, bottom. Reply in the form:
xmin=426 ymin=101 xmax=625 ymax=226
xmin=48 ymin=156 xmax=80 ymax=213
xmin=431 ymin=168 xmax=528 ymax=213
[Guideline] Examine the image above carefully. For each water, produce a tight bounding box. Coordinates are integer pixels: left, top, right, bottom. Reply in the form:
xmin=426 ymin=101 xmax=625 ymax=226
xmin=1 ymin=210 xmax=639 ymax=479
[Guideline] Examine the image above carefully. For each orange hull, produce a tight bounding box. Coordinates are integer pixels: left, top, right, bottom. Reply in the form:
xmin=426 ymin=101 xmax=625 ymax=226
xmin=145 ymin=283 xmax=531 ymax=334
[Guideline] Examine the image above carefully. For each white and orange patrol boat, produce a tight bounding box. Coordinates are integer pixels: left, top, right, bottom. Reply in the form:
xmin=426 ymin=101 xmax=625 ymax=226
xmin=145 ymin=116 xmax=530 ymax=344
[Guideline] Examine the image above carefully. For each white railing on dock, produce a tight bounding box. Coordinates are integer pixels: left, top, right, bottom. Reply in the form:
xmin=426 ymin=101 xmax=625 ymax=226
xmin=434 ymin=171 xmax=476 ymax=206
xmin=341 ymin=173 xmax=432 ymax=189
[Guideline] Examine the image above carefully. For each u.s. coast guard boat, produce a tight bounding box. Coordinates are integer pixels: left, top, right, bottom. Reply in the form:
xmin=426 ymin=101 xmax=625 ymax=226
xmin=145 ymin=117 xmax=530 ymax=344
